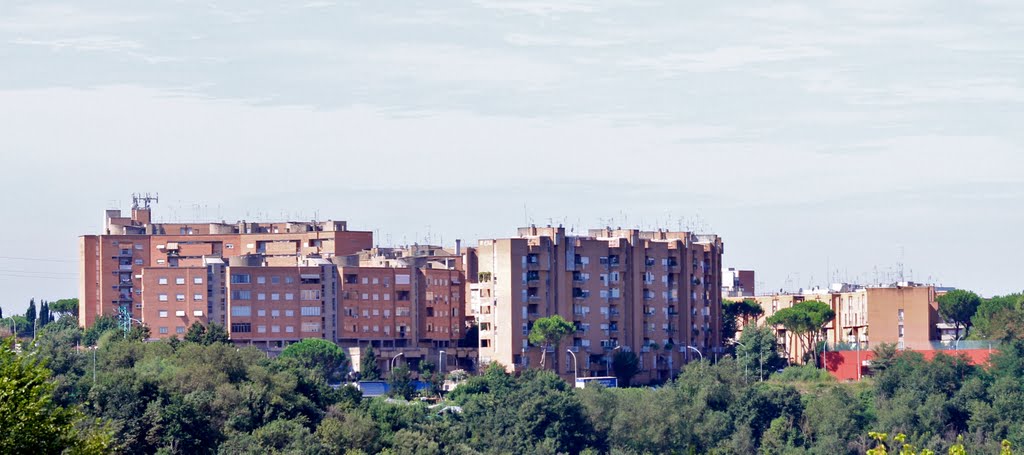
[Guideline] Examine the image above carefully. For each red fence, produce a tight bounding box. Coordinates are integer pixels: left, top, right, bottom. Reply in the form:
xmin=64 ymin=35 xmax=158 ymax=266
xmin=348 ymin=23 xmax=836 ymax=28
xmin=824 ymin=348 xmax=996 ymax=381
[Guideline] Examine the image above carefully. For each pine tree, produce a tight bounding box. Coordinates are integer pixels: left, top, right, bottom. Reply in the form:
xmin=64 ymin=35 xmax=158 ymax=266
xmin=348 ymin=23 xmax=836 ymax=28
xmin=0 ymin=305 xmax=4 ymax=320
xmin=25 ymin=299 xmax=36 ymax=331
xmin=361 ymin=346 xmax=381 ymax=380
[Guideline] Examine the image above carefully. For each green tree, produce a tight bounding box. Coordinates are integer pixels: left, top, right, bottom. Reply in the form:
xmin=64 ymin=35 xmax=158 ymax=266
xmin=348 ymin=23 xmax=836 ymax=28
xmin=611 ymin=350 xmax=640 ymax=386
xmin=938 ymin=289 xmax=982 ymax=340
xmin=766 ymin=300 xmax=834 ymax=365
xmin=183 ymin=321 xmax=207 ymax=344
xmin=723 ymin=298 xmax=765 ymax=341
xmin=388 ymin=365 xmax=414 ymax=400
xmin=527 ymin=315 xmax=574 ymax=369
xmin=83 ymin=315 xmax=120 ymax=346
xmin=868 ymin=343 xmax=900 ymax=375
xmin=203 ymin=323 xmax=230 ymax=345
xmin=49 ymin=298 xmax=79 ymax=320
xmin=278 ymin=338 xmax=350 ymax=382
xmin=39 ymin=301 xmax=51 ymax=328
xmin=26 ymin=298 xmax=37 ymax=333
xmin=0 ymin=338 xmax=111 ymax=454
xmin=360 ymin=346 xmax=380 ymax=380
xmin=736 ymin=325 xmax=786 ymax=381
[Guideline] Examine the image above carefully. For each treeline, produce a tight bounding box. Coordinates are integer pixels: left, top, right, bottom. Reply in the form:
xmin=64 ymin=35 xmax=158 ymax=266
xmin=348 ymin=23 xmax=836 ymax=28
xmin=3 ymin=317 xmax=1024 ymax=454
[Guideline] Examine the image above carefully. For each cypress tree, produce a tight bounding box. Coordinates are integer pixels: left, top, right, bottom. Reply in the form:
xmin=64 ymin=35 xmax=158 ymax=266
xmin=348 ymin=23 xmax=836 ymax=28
xmin=38 ymin=301 xmax=50 ymax=328
xmin=25 ymin=299 xmax=36 ymax=330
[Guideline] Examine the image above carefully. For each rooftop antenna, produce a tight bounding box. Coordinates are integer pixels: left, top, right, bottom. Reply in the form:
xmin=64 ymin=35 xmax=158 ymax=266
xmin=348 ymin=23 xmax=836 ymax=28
xmin=131 ymin=192 xmax=159 ymax=210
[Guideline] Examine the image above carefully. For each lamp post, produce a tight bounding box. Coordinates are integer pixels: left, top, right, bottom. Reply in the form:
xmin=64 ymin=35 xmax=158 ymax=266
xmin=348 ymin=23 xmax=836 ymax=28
xmin=734 ymin=341 xmax=748 ymax=384
xmin=438 ymin=350 xmax=446 ymax=374
xmin=606 ymin=345 xmax=622 ymax=376
xmin=566 ymin=349 xmax=578 ymax=384
xmin=391 ymin=352 xmax=404 ymax=371
xmin=686 ymin=345 xmax=703 ymax=362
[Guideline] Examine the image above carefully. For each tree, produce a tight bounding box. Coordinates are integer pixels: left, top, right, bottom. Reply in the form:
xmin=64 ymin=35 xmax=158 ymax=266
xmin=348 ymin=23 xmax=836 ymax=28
xmin=766 ymin=300 xmax=834 ymax=365
xmin=1 ymin=305 xmax=4 ymax=319
xmin=360 ymin=346 xmax=380 ymax=380
xmin=25 ymin=298 xmax=37 ymax=333
xmin=611 ymin=350 xmax=640 ymax=386
xmin=184 ymin=321 xmax=207 ymax=343
xmin=38 ymin=301 xmax=50 ymax=328
xmin=49 ymin=298 xmax=78 ymax=320
xmin=938 ymin=289 xmax=982 ymax=340
xmin=868 ymin=343 xmax=900 ymax=375
xmin=278 ymin=338 xmax=349 ymax=382
xmin=723 ymin=299 xmax=765 ymax=341
xmin=83 ymin=315 xmax=120 ymax=346
xmin=0 ymin=338 xmax=111 ymax=454
xmin=388 ymin=364 xmax=414 ymax=400
xmin=736 ymin=325 xmax=786 ymax=381
xmin=528 ymin=315 xmax=574 ymax=369
xmin=203 ymin=322 xmax=230 ymax=345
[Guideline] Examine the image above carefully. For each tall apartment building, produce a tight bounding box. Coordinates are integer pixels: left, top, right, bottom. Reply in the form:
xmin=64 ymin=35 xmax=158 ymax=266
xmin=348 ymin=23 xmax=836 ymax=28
xmin=80 ymin=197 xmax=474 ymax=373
xmin=470 ymin=226 xmax=724 ymax=384
xmin=747 ymin=283 xmax=940 ymax=363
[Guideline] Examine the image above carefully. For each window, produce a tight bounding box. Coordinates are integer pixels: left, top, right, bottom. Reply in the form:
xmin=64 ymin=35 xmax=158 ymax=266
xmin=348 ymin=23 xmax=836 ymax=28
xmin=231 ymin=290 xmax=251 ymax=300
xmin=372 ymin=277 xmax=379 ymax=284
xmin=194 ymin=293 xmax=203 ymax=301
xmin=257 ymin=293 xmax=266 ymax=301
xmin=231 ymin=306 xmax=252 ymax=317
xmin=271 ymin=293 xmax=280 ymax=301
xmin=284 ymin=293 xmax=295 ymax=301
xmin=193 ymin=277 xmax=203 ymax=284
xmin=302 ymin=322 xmax=320 ymax=332
xmin=271 ymin=325 xmax=280 ymax=333
xmin=257 ymin=309 xmax=266 ymax=317
xmin=271 ymin=276 xmax=280 ymax=284
xmin=384 ymin=293 xmax=391 ymax=301
xmin=362 ymin=277 xmax=368 ymax=284
xmin=176 ymin=326 xmax=185 ymax=334
xmin=300 ymin=289 xmax=321 ymax=300
xmin=285 ymin=326 xmax=294 ymax=333
xmin=134 ymin=259 xmax=143 ymax=265
xmin=134 ymin=243 xmax=143 ymax=250
xmin=159 ymin=327 xmax=168 ymax=334
xmin=193 ymin=310 xmax=204 ymax=316
xmin=175 ymin=277 xmax=185 ymax=285
xmin=372 ymin=293 xmax=379 ymax=301
xmin=231 ymin=323 xmax=252 ymax=333
xmin=361 ymin=293 xmax=369 ymax=300
xmin=285 ymin=310 xmax=295 ymax=317
xmin=257 ymin=276 xmax=266 ymax=284
xmin=159 ymin=294 xmax=168 ymax=302
xmin=257 ymin=325 xmax=266 ymax=333
xmin=271 ymin=310 xmax=280 ymax=317
xmin=301 ymin=306 xmax=321 ymax=316
xmin=898 ymin=325 xmax=905 ymax=338
xmin=225 ymin=243 xmax=234 ymax=249
xmin=230 ymin=274 xmax=251 ymax=284
xmin=362 ymin=309 xmax=369 ymax=317
xmin=396 ymin=274 xmax=410 ymax=285
xmin=157 ymin=259 xmax=166 ymax=264
xmin=372 ymin=309 xmax=380 ymax=316
xmin=159 ymin=310 xmax=168 ymax=318
xmin=158 ymin=277 xmax=168 ymax=285
xmin=285 ymin=277 xmax=294 ymax=284
xmin=175 ymin=310 xmax=185 ymax=317
xmin=898 ymin=309 xmax=905 ymax=322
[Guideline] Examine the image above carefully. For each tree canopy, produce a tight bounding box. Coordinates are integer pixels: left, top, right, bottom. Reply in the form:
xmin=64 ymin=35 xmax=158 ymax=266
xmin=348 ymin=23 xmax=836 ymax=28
xmin=765 ymin=300 xmax=835 ymax=364
xmin=938 ymin=289 xmax=982 ymax=340
xmin=528 ymin=314 xmax=575 ymax=369
xmin=278 ymin=338 xmax=350 ymax=382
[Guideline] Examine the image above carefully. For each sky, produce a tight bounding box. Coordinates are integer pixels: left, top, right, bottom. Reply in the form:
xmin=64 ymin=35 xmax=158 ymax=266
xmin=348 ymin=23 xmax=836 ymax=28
xmin=1 ymin=0 xmax=1022 ymax=316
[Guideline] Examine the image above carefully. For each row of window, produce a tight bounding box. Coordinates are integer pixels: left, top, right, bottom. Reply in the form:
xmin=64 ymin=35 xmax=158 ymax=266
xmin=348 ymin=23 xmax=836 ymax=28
xmin=158 ymin=326 xmax=186 ymax=334
xmin=157 ymin=293 xmax=203 ymax=302
xmin=229 ymin=306 xmax=322 ymax=317
xmin=229 ymin=290 xmax=322 ymax=301
xmin=157 ymin=277 xmax=203 ymax=285
xmin=230 ymin=323 xmax=320 ymax=334
xmin=157 ymin=310 xmax=204 ymax=317
xmin=231 ymin=274 xmax=311 ymax=285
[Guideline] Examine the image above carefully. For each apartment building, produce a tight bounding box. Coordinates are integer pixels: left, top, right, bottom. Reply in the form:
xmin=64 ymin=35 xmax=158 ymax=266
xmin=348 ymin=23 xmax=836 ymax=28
xmin=470 ymin=225 xmax=724 ymax=384
xmin=722 ymin=268 xmax=755 ymax=298
xmin=80 ymin=197 xmax=473 ymax=373
xmin=748 ymin=283 xmax=940 ymax=363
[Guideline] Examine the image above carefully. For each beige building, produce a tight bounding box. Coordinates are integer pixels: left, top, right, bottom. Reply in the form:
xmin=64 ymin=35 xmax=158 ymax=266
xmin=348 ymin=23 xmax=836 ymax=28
xmin=747 ymin=283 xmax=940 ymax=363
xmin=470 ymin=226 xmax=724 ymax=384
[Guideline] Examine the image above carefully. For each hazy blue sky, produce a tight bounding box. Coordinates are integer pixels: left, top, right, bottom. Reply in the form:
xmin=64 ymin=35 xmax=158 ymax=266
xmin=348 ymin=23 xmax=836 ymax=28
xmin=1 ymin=1 xmax=1022 ymax=315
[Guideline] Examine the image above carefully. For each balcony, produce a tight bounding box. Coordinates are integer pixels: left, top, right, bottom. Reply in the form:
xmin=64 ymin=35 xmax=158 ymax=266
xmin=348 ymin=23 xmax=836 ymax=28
xmin=608 ymin=309 xmax=620 ymax=317
xmin=118 ymin=264 xmax=133 ymax=271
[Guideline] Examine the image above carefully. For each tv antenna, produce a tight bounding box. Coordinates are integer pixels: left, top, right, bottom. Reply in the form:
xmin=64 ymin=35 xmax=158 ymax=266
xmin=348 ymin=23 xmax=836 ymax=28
xmin=131 ymin=192 xmax=159 ymax=210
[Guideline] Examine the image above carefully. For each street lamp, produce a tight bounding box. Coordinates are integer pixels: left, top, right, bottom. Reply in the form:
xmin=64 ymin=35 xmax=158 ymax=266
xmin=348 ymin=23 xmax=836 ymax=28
xmin=606 ymin=345 xmax=622 ymax=376
xmin=438 ymin=350 xmax=446 ymax=374
xmin=391 ymin=352 xmax=404 ymax=371
xmin=686 ymin=345 xmax=703 ymax=362
xmin=566 ymin=349 xmax=579 ymax=384
xmin=734 ymin=341 xmax=748 ymax=384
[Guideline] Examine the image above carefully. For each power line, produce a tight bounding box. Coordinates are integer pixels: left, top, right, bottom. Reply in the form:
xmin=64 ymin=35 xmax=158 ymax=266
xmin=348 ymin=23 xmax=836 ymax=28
xmin=0 ymin=256 xmax=76 ymax=263
xmin=0 ymin=269 xmax=77 ymax=276
xmin=0 ymin=273 xmax=76 ymax=280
